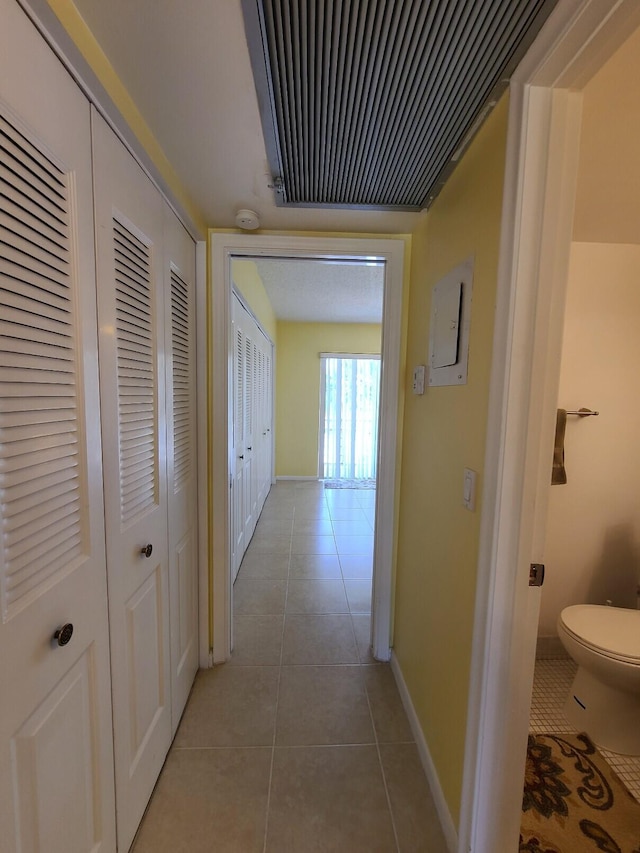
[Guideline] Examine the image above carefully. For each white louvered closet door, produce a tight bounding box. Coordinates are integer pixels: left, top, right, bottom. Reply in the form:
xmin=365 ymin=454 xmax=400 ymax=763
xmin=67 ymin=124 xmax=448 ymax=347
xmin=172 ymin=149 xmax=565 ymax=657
xmin=231 ymin=295 xmax=245 ymax=581
xmin=243 ymin=332 xmax=256 ymax=542
xmin=163 ymin=204 xmax=198 ymax=734
xmin=92 ymin=112 xmax=171 ymax=853
xmin=0 ymin=2 xmax=116 ymax=851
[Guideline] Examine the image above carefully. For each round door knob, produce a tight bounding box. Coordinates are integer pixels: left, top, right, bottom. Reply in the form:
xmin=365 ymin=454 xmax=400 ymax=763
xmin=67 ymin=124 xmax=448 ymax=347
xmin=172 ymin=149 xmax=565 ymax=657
xmin=53 ymin=623 xmax=74 ymax=647
xmin=238 ymin=455 xmax=244 ymax=460
xmin=248 ymin=446 xmax=252 ymax=451
xmin=140 ymin=543 xmax=153 ymax=558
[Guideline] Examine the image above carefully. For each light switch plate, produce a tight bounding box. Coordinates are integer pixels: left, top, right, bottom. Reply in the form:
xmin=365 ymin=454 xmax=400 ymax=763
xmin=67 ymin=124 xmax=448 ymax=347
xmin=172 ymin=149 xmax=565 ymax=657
xmin=463 ymin=468 xmax=477 ymax=511
xmin=412 ymin=365 xmax=425 ymax=395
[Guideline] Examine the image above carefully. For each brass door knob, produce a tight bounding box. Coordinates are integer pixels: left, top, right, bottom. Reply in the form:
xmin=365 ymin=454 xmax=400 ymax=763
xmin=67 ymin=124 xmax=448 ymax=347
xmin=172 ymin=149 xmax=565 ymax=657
xmin=140 ymin=544 xmax=153 ymax=558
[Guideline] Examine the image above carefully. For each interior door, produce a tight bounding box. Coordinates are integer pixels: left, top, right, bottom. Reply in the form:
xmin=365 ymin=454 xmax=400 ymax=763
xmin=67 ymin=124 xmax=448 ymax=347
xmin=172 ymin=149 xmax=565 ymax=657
xmin=163 ymin=203 xmax=198 ymax=734
xmin=0 ymin=2 xmax=116 ymax=850
xmin=92 ymin=111 xmax=171 ymax=852
xmin=243 ymin=330 xmax=256 ymax=542
xmin=231 ymin=295 xmax=245 ymax=580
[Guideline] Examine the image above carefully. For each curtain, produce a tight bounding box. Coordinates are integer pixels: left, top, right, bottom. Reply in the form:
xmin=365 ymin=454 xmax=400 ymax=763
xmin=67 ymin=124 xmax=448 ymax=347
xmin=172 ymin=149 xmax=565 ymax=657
xmin=322 ymin=356 xmax=380 ymax=480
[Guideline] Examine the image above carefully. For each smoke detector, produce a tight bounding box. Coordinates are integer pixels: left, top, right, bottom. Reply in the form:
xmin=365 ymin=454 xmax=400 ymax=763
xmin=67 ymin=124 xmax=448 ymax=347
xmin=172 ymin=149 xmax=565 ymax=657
xmin=235 ymin=209 xmax=260 ymax=230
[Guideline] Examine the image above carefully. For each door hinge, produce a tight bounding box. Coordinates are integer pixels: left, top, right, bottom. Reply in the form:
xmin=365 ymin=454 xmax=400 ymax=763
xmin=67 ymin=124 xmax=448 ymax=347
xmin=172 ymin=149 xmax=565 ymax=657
xmin=529 ymin=563 xmax=545 ymax=587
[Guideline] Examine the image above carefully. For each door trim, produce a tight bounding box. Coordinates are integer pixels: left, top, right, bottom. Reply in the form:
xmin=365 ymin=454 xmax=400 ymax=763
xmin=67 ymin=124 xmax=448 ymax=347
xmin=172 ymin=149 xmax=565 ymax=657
xmin=458 ymin=2 xmax=640 ymax=851
xmin=209 ymin=233 xmax=406 ymax=663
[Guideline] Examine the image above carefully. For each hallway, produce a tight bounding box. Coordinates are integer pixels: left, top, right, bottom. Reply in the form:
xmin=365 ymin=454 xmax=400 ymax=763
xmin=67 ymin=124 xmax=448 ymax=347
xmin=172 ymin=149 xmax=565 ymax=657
xmin=132 ymin=481 xmax=447 ymax=851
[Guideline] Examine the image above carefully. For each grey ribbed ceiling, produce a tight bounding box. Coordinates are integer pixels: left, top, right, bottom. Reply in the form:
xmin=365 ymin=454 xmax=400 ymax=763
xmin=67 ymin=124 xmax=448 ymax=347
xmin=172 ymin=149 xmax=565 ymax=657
xmin=242 ymin=0 xmax=556 ymax=210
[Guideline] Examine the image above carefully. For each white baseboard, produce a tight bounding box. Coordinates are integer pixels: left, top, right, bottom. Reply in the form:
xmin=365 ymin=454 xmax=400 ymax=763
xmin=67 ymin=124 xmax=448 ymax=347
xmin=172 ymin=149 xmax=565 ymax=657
xmin=390 ymin=651 xmax=458 ymax=853
xmin=275 ymin=475 xmax=320 ymax=481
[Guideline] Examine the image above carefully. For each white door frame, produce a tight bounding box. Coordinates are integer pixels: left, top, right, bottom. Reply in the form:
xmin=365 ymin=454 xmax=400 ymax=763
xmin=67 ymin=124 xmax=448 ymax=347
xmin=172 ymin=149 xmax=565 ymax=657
xmin=458 ymin=2 xmax=640 ymax=852
xmin=209 ymin=233 xmax=406 ymax=664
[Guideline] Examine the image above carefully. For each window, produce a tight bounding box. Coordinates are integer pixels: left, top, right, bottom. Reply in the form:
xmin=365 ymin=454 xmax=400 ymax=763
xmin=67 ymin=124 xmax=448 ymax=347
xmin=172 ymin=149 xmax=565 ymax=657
xmin=320 ymin=355 xmax=381 ymax=480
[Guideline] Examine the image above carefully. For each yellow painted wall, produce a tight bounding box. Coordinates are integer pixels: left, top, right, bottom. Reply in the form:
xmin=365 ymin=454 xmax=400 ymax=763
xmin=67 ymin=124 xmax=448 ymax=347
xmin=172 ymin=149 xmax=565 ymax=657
xmin=231 ymin=260 xmax=277 ymax=342
xmin=393 ymin=94 xmax=509 ymax=824
xmin=275 ymin=322 xmax=382 ymax=477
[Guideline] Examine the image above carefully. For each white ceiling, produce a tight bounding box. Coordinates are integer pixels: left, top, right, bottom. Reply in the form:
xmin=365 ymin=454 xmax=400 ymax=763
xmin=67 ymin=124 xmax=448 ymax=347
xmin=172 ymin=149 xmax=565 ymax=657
xmin=70 ymin=0 xmax=421 ymax=235
xmin=252 ymin=259 xmax=384 ymax=324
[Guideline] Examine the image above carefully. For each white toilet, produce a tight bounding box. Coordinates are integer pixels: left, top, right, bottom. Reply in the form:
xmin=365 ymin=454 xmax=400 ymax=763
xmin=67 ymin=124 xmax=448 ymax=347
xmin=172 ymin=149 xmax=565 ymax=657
xmin=557 ymin=604 xmax=640 ymax=755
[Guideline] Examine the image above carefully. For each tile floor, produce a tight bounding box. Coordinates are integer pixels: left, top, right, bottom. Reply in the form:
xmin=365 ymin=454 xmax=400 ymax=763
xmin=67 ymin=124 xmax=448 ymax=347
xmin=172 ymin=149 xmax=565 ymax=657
xmin=530 ymin=657 xmax=640 ymax=803
xmin=132 ymin=481 xmax=448 ymax=852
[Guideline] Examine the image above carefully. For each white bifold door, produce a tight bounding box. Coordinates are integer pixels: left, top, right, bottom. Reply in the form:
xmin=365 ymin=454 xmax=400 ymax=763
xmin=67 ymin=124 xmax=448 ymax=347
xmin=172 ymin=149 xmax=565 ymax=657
xmin=231 ymin=293 xmax=273 ymax=579
xmin=0 ymin=1 xmax=116 ymax=851
xmin=92 ymin=112 xmax=198 ymax=852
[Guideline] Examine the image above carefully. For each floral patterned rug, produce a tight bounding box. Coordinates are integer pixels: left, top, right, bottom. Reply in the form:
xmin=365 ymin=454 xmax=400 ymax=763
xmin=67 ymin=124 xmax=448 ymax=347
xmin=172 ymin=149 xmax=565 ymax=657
xmin=323 ymin=478 xmax=376 ymax=490
xmin=521 ymin=732 xmax=640 ymax=853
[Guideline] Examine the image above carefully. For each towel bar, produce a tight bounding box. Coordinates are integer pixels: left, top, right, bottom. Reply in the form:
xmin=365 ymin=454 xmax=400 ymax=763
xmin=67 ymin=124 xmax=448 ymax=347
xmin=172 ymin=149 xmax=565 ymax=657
xmin=565 ymin=409 xmax=599 ymax=416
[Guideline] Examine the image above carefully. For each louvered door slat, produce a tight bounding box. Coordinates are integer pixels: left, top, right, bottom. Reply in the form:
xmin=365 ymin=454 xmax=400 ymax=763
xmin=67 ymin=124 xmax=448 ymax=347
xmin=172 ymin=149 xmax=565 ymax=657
xmin=1 ymin=192 xmax=67 ymax=244
xmin=5 ymin=492 xmax=80 ymax=536
xmin=113 ymin=217 xmax=157 ymax=525
xmin=0 ymin=258 xmax=71 ymax=301
xmin=0 ymin=210 xmax=69 ymax=263
xmin=4 ymin=474 xmax=78 ymax=519
xmin=0 ymin=331 xmax=73 ymax=361
xmin=7 ymin=523 xmax=82 ymax=594
xmin=0 ymin=117 xmax=66 ymax=197
xmin=170 ymin=268 xmax=192 ymax=491
xmin=0 ymin=160 xmax=66 ymax=223
xmin=0 ymin=115 xmax=85 ymax=620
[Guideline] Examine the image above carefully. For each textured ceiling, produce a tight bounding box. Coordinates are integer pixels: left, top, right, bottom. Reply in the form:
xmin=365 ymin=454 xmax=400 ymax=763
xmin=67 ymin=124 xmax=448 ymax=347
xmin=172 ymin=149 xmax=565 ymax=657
xmin=252 ymin=259 xmax=384 ymax=324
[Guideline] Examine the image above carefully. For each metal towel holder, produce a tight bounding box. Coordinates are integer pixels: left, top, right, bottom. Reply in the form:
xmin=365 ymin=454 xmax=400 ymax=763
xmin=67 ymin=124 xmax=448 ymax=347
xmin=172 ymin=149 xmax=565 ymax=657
xmin=565 ymin=408 xmax=599 ymax=416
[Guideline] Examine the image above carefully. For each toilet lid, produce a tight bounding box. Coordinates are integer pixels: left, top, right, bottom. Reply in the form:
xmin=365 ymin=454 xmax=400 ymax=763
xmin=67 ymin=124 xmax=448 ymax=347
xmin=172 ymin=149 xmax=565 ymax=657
xmin=560 ymin=605 xmax=640 ymax=662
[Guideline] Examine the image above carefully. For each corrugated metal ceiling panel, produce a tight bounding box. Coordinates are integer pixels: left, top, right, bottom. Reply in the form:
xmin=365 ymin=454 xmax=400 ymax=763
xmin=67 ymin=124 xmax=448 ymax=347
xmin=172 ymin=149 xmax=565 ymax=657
xmin=243 ymin=0 xmax=556 ymax=209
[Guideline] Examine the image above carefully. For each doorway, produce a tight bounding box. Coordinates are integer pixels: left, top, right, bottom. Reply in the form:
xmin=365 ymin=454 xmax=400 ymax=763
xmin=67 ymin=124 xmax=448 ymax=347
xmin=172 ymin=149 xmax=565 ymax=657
xmin=209 ymin=234 xmax=405 ymax=666
xmin=459 ymin=3 xmax=640 ymax=852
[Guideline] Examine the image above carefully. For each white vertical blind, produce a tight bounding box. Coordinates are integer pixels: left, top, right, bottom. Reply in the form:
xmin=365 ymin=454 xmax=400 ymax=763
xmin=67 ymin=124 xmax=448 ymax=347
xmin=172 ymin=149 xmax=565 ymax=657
xmin=321 ymin=355 xmax=380 ymax=480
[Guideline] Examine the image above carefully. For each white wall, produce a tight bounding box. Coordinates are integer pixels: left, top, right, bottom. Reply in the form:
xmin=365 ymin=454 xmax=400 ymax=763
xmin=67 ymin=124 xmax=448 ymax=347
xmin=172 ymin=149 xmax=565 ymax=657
xmin=538 ymin=242 xmax=640 ymax=637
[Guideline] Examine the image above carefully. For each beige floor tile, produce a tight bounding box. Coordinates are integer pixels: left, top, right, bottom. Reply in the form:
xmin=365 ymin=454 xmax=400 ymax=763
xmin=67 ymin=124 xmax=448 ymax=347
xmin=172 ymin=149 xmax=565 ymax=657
xmin=285 ymin=579 xmax=349 ymax=614
xmin=282 ymin=614 xmax=359 ymax=665
xmin=335 ymin=534 xmax=374 ymax=556
xmin=294 ymin=504 xmax=331 ymax=519
xmin=363 ymin=665 xmax=414 ymax=743
xmin=245 ymin=533 xmax=291 ymax=555
xmin=328 ymin=506 xmax=369 ymax=523
xmin=233 ymin=577 xmax=287 ymax=615
xmin=237 ymin=550 xmax=289 ymax=579
xmin=257 ymin=505 xmax=295 ymax=523
xmin=228 ymin=615 xmax=283 ymax=666
xmin=291 ymin=533 xmax=337 ymax=554
xmin=344 ymin=578 xmax=372 ymax=613
xmin=266 ymin=745 xmax=396 ymax=852
xmin=174 ymin=666 xmax=279 ymax=747
xmin=252 ymin=517 xmax=293 ymax=537
xmin=340 ymin=554 xmax=374 ymax=579
xmin=132 ymin=747 xmax=271 ymax=853
xmin=325 ymin=492 xmax=362 ymax=507
xmin=276 ymin=665 xmax=374 ymax=745
xmin=289 ymin=553 xmax=342 ymax=579
xmin=380 ymin=743 xmax=449 ymax=852
xmin=331 ymin=519 xmax=374 ymax=536
xmin=351 ymin=614 xmax=378 ymax=664
xmin=292 ymin=517 xmax=334 ymax=536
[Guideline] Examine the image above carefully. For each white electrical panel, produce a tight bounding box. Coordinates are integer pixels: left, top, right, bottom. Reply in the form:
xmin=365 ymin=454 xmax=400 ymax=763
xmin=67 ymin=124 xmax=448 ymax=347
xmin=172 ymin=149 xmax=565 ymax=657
xmin=428 ymin=257 xmax=474 ymax=387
